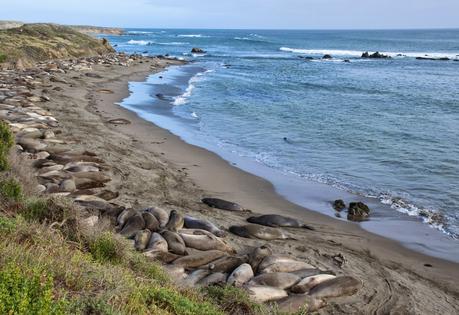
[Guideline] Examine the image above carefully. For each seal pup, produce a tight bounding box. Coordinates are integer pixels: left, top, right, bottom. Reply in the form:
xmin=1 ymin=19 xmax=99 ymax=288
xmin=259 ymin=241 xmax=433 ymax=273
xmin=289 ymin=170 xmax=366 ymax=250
xmin=184 ymin=215 xmax=227 ymax=237
xmin=198 ymin=272 xmax=227 ymax=287
xmin=165 ymin=210 xmax=184 ymax=232
xmin=202 ymin=198 xmax=244 ymax=211
xmin=227 ymin=263 xmax=254 ymax=287
xmin=146 ymin=207 xmax=169 ymax=228
xmin=248 ymin=272 xmax=301 ymax=290
xmin=134 ymin=230 xmax=152 ymax=251
xmin=248 ymin=244 xmax=273 ymax=273
xmin=309 ymin=276 xmax=362 ymax=299
xmin=229 ymin=224 xmax=294 ymax=241
xmin=199 ymin=255 xmax=248 ymax=273
xmin=179 ymin=230 xmax=235 ymax=253
xmin=247 ymin=214 xmax=315 ymax=230
xmin=258 ymin=255 xmax=314 ymax=274
xmin=120 ymin=213 xmax=145 ymax=239
xmin=291 ymin=274 xmax=337 ymax=294
xmin=276 ymin=294 xmax=325 ymax=313
xmin=245 ymin=285 xmax=288 ymax=303
xmin=146 ymin=232 xmax=168 ymax=253
xmin=142 ymin=212 xmax=160 ymax=232
xmin=173 ymin=250 xmax=227 ymax=270
xmin=161 ymin=231 xmax=186 ymax=255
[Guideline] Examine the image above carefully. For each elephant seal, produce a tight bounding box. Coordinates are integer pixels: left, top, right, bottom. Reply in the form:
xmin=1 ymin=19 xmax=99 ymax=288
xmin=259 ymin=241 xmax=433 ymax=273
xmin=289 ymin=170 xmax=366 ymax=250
xmin=247 ymin=214 xmax=315 ymax=231
xmin=245 ymin=285 xmax=288 ymax=303
xmin=142 ymin=212 xmax=160 ymax=232
xmin=309 ymin=276 xmax=362 ymax=299
xmin=198 ymin=272 xmax=227 ymax=287
xmin=259 ymin=255 xmax=314 ymax=274
xmin=120 ymin=213 xmax=145 ymax=238
xmin=179 ymin=230 xmax=235 ymax=253
xmin=173 ymin=250 xmax=227 ymax=270
xmin=165 ymin=210 xmax=184 ymax=232
xmin=181 ymin=269 xmax=211 ymax=288
xmin=134 ymin=230 xmax=152 ymax=251
xmin=229 ymin=224 xmax=294 ymax=240
xmin=163 ymin=265 xmax=187 ymax=282
xmin=199 ymin=255 xmax=248 ymax=273
xmin=277 ymin=294 xmax=325 ymax=313
xmin=146 ymin=232 xmax=168 ymax=253
xmin=146 ymin=207 xmax=169 ymax=228
xmin=162 ymin=231 xmax=186 ymax=255
xmin=144 ymin=251 xmax=180 ymax=264
xmin=248 ymin=272 xmax=301 ymax=290
xmin=202 ymin=198 xmax=244 ymax=211
xmin=291 ymin=274 xmax=336 ymax=294
xmin=227 ymin=263 xmax=254 ymax=287
xmin=184 ymin=215 xmax=227 ymax=237
xmin=291 ymin=268 xmax=335 ymax=278
xmin=248 ymin=245 xmax=273 ymax=273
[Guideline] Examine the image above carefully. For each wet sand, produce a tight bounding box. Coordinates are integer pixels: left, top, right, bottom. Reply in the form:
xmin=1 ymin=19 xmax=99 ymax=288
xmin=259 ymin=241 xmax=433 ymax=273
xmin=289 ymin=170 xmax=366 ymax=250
xmin=43 ymin=57 xmax=459 ymax=314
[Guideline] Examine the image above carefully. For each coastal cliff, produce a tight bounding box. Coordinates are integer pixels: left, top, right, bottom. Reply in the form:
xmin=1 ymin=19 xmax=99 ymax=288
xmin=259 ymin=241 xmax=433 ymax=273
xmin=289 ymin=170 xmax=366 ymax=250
xmin=0 ymin=23 xmax=114 ymax=69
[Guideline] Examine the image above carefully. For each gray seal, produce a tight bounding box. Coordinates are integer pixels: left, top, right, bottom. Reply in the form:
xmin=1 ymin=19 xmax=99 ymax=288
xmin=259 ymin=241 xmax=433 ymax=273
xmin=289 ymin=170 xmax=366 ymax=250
xmin=120 ymin=213 xmax=145 ymax=239
xmin=161 ymin=230 xmax=186 ymax=255
xmin=247 ymin=214 xmax=314 ymax=230
xmin=309 ymin=276 xmax=362 ymax=299
xmin=202 ymin=198 xmax=244 ymax=211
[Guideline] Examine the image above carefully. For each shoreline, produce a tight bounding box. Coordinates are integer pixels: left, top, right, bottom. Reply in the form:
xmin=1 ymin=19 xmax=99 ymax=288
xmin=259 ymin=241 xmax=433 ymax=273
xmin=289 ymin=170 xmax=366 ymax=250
xmin=118 ymin=63 xmax=459 ymax=263
xmin=38 ymin=56 xmax=458 ymax=313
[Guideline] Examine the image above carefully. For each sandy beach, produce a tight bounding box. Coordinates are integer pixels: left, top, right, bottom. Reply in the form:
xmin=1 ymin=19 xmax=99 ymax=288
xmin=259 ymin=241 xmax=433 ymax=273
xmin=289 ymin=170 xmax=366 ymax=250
xmin=36 ymin=56 xmax=459 ymax=314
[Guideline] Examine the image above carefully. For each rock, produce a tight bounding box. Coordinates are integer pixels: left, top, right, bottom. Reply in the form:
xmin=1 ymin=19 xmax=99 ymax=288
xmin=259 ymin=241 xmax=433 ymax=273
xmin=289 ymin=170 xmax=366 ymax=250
xmin=333 ymin=199 xmax=346 ymax=211
xmin=191 ymin=48 xmax=206 ymax=54
xmin=322 ymin=54 xmax=332 ymax=59
xmin=362 ymin=51 xmax=391 ymax=59
xmin=347 ymin=202 xmax=371 ymax=221
xmin=416 ymin=56 xmax=450 ymax=61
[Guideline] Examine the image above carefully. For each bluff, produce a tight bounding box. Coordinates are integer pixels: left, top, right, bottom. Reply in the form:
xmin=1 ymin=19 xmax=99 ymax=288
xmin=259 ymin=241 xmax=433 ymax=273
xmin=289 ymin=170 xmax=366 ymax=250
xmin=0 ymin=23 xmax=114 ymax=69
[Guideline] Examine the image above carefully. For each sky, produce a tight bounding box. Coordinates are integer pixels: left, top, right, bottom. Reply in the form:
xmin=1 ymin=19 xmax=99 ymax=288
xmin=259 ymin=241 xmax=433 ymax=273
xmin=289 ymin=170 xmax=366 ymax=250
xmin=1 ymin=0 xmax=458 ymax=29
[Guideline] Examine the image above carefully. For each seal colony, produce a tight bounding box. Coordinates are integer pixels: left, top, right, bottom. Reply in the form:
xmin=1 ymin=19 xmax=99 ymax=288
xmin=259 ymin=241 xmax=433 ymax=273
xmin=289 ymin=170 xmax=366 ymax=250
xmin=1 ymin=50 xmax=458 ymax=314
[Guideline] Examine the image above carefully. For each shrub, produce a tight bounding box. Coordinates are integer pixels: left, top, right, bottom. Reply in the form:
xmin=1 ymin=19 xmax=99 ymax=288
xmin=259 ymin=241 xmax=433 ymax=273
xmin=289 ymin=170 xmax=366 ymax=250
xmin=0 ymin=264 xmax=67 ymax=315
xmin=0 ymin=53 xmax=6 ymax=63
xmin=203 ymin=285 xmax=264 ymax=315
xmin=0 ymin=177 xmax=23 ymax=202
xmin=89 ymin=232 xmax=123 ymax=264
xmin=0 ymin=122 xmax=14 ymax=171
xmin=0 ymin=216 xmax=16 ymax=232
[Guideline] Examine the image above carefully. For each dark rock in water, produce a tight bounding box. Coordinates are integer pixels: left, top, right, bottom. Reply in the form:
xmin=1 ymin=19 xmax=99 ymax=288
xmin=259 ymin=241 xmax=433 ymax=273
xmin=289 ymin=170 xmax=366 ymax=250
xmin=202 ymin=197 xmax=244 ymax=211
xmin=347 ymin=202 xmax=371 ymax=221
xmin=416 ymin=56 xmax=450 ymax=61
xmin=322 ymin=54 xmax=332 ymax=59
xmin=191 ymin=47 xmax=206 ymax=54
xmin=344 ymin=59 xmax=351 ymax=63
xmin=362 ymin=51 xmax=391 ymax=59
xmin=333 ymin=199 xmax=346 ymax=212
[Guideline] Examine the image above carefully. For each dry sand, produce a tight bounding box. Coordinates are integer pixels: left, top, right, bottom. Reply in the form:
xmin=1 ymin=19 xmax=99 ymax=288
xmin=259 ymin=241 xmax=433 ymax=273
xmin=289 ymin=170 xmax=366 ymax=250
xmin=41 ymin=57 xmax=459 ymax=314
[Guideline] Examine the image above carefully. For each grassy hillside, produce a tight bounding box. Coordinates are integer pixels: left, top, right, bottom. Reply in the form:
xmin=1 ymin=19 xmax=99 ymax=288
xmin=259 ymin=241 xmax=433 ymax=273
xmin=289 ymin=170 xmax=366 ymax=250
xmin=0 ymin=23 xmax=114 ymax=68
xmin=0 ymin=121 xmax=271 ymax=314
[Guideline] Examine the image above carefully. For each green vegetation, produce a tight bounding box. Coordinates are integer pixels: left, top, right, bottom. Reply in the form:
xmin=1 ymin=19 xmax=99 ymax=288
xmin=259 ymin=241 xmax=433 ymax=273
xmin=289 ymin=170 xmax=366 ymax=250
xmin=0 ymin=23 xmax=114 ymax=68
xmin=0 ymin=121 xmax=14 ymax=171
xmin=0 ymin=53 xmax=6 ymax=63
xmin=0 ymin=123 xmax=267 ymax=314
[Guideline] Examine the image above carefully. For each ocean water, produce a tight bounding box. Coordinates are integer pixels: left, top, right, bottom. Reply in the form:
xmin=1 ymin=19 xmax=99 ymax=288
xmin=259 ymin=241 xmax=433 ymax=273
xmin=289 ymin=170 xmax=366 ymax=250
xmin=104 ymin=29 xmax=459 ymax=241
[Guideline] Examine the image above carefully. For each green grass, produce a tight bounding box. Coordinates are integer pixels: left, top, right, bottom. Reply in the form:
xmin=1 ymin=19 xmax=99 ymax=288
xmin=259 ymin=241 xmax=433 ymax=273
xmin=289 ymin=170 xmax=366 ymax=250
xmin=0 ymin=53 xmax=6 ymax=63
xmin=204 ymin=286 xmax=265 ymax=315
xmin=89 ymin=232 xmax=123 ymax=264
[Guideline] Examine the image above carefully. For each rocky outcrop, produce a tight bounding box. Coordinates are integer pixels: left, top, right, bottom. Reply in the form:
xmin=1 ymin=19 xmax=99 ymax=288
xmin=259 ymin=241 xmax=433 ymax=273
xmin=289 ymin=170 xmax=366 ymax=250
xmin=347 ymin=202 xmax=371 ymax=221
xmin=191 ymin=48 xmax=206 ymax=54
xmin=362 ymin=51 xmax=391 ymax=59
